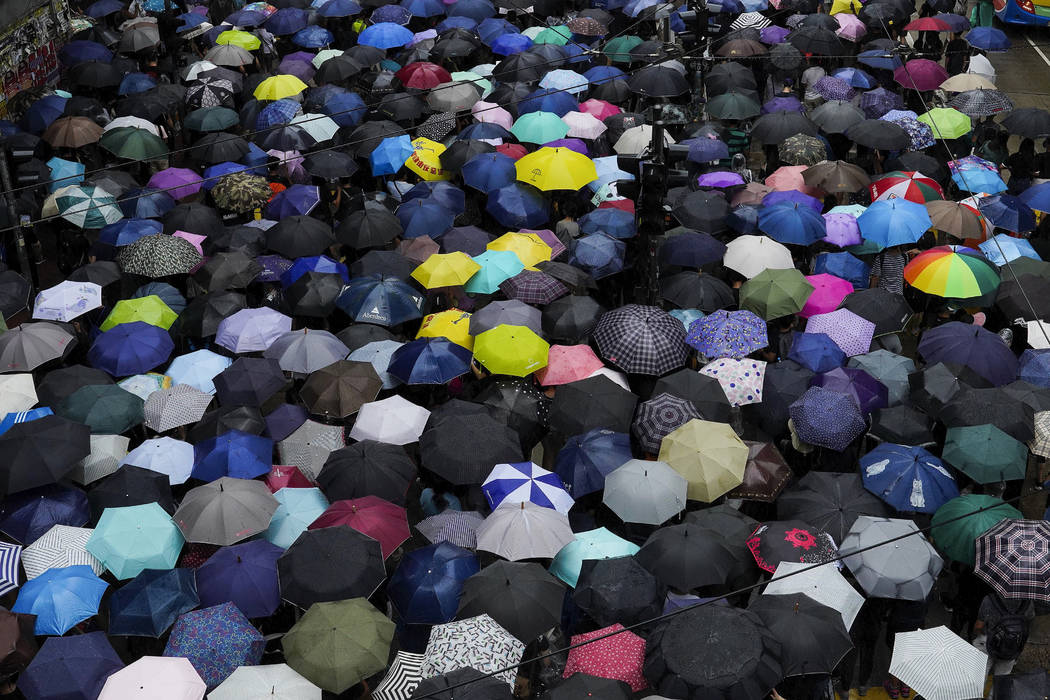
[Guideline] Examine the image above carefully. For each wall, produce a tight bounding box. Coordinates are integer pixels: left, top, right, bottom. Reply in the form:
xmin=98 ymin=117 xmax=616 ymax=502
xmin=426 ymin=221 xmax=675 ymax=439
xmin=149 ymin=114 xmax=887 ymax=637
xmin=0 ymin=0 xmax=71 ymax=117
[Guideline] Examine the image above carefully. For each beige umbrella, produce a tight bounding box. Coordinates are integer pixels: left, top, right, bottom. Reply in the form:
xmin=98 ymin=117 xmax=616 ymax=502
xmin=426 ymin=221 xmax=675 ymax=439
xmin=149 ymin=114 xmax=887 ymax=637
xmin=42 ymin=117 xmax=103 ymax=149
xmin=939 ymin=73 xmax=996 ymax=92
xmin=658 ymin=418 xmax=748 ymax=502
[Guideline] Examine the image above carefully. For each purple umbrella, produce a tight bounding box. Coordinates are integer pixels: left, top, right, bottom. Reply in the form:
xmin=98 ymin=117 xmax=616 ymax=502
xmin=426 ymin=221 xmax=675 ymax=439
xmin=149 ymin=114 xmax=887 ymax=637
xmin=697 ymin=171 xmax=746 ymax=188
xmin=813 ymin=76 xmax=855 ymax=101
xmin=255 ymin=254 xmax=293 ymax=283
xmin=789 ymin=385 xmax=867 ymax=451
xmin=441 ymin=226 xmax=492 ymax=256
xmin=762 ymin=96 xmax=804 ymax=114
xmin=685 ymin=309 xmax=768 ymax=359
xmin=543 ymin=138 xmax=589 ymax=155
xmin=264 ymin=403 xmax=308 ymax=441
xmin=686 ymin=137 xmax=731 ymax=162
xmin=823 ymin=213 xmax=862 ymax=247
xmin=215 ymin=307 xmax=292 ymax=353
xmin=277 ymin=58 xmax=315 ymax=82
xmin=264 ymin=184 xmax=320 ymax=219
xmin=810 ymin=366 xmax=888 ymax=414
xmin=195 ymin=540 xmax=282 ymax=619
xmin=763 ymin=190 xmax=822 ymax=213
xmin=860 ymin=87 xmax=904 ymax=119
xmin=761 ymin=25 xmax=791 ymax=43
xmin=88 ymin=322 xmax=175 ymax=377
xmin=918 ymin=321 xmax=1019 ymax=386
xmin=805 ymin=308 xmax=876 ymax=357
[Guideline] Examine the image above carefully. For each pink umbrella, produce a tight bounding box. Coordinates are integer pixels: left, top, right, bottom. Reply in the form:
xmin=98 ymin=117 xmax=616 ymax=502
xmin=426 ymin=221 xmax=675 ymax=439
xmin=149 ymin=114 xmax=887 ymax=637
xmin=835 ymin=13 xmax=867 ymax=41
xmin=520 ymin=228 xmax=566 ymax=258
xmin=307 ymin=495 xmax=410 ymax=558
xmin=172 ymin=230 xmax=206 ymax=255
xmin=536 ymin=344 xmax=605 ymax=386
xmin=563 ymin=624 xmax=647 ymax=692
xmin=562 ymin=110 xmax=608 ymax=139
xmin=894 ymin=59 xmax=949 ymax=91
xmin=471 ymin=100 xmax=513 ymax=129
xmin=764 ymin=165 xmax=824 ymax=198
xmin=579 ymin=98 xmax=621 ymax=121
xmin=799 ymin=273 xmax=854 ymax=318
xmin=822 ymin=213 xmax=862 ymax=247
xmin=805 ymin=308 xmax=875 ymax=357
xmin=148 ymin=167 xmax=202 ymax=201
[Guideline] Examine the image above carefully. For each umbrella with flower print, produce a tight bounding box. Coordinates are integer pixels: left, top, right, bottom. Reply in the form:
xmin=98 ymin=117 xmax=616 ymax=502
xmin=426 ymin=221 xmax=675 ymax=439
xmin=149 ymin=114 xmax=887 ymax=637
xmin=563 ymin=624 xmax=647 ymax=692
xmin=686 ymin=309 xmax=768 ymax=359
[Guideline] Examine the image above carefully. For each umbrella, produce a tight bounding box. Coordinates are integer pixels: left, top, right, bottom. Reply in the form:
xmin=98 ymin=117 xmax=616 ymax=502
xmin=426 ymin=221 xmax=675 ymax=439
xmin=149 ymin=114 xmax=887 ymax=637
xmin=108 ymin=568 xmax=198 ymax=637
xmin=789 ymin=386 xmax=866 ymax=451
xmin=942 ymin=424 xmax=1027 ymax=483
xmin=657 ymin=419 xmax=746 ymax=502
xmin=889 ymin=627 xmax=987 ymax=700
xmin=739 ymin=269 xmax=814 ymax=320
xmin=278 ymin=525 xmax=385 ymax=608
xmin=211 ymin=665 xmax=320 ymax=700
xmin=549 ymin=375 xmax=637 ymax=436
xmin=574 ymin=556 xmax=664 ymax=628
xmin=728 ymin=440 xmax=793 ymax=502
xmin=0 ymin=415 xmax=90 ymax=494
xmin=163 ymin=602 xmax=264 ymax=689
xmin=388 ymin=541 xmax=478 ymax=625
xmin=563 ymin=626 xmax=646 ymax=691
xmin=174 ymin=478 xmax=278 ymax=546
xmin=778 ymin=472 xmax=889 ymax=544
xmin=316 ymin=441 xmax=416 ymax=506
xmin=96 ymin=656 xmax=206 ymax=699
xmin=18 ymin=631 xmax=124 ymax=700
xmin=21 ymin=524 xmax=101 ymax=580
xmin=456 ymin=560 xmax=564 ymax=643
xmin=422 ymin=615 xmax=524 ymax=688
xmin=87 ymin=503 xmax=183 ymax=579
xmin=764 ymin=561 xmax=865 ymax=630
xmin=860 ymin=443 xmax=959 ymax=513
xmin=839 ymin=516 xmax=944 ymax=600
xmin=749 ymin=593 xmax=853 ymax=677
xmin=12 ymin=565 xmax=108 ymax=635
xmin=976 ymin=519 xmax=1050 ymax=602
xmin=918 ymin=321 xmax=1018 ymax=386
xmin=931 ymin=494 xmax=1022 ymax=566
xmin=592 ymin=305 xmax=688 ymax=376
xmin=196 ymin=539 xmax=282 ymax=618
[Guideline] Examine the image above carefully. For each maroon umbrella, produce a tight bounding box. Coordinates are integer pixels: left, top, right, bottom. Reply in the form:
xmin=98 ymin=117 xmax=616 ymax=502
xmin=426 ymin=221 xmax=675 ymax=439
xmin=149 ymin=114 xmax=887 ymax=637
xmin=893 ymin=59 xmax=949 ymax=91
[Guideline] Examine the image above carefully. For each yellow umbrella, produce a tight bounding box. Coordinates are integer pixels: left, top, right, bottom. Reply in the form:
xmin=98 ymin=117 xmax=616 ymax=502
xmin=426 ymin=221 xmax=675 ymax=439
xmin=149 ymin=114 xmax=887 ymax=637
xmin=410 ymin=252 xmax=481 ymax=288
xmin=473 ymin=325 xmax=550 ymax=377
xmin=404 ymin=137 xmax=449 ymax=181
xmin=829 ymin=0 xmax=862 ymax=13
xmin=658 ymin=418 xmax=748 ymax=502
xmin=514 ymin=147 xmax=597 ymax=191
xmin=253 ymin=74 xmax=308 ymax=101
xmin=487 ymin=232 xmax=551 ymax=268
xmin=216 ymin=30 xmax=261 ymax=51
xmin=417 ymin=309 xmax=474 ymax=350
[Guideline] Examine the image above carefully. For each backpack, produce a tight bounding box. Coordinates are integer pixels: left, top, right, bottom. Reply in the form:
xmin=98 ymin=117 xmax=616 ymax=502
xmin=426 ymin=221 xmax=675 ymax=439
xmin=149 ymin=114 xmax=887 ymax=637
xmin=987 ymin=613 xmax=1030 ymax=660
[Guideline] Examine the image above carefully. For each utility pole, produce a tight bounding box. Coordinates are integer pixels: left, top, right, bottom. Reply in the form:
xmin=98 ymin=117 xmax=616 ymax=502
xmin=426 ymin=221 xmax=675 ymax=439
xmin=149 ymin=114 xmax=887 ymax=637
xmin=636 ymin=105 xmax=667 ymax=306
xmin=0 ymin=148 xmax=35 ymax=292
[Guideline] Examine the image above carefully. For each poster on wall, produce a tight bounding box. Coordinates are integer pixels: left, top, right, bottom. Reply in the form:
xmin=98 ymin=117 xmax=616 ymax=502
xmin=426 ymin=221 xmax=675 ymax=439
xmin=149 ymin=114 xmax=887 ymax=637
xmin=0 ymin=1 xmax=70 ymax=117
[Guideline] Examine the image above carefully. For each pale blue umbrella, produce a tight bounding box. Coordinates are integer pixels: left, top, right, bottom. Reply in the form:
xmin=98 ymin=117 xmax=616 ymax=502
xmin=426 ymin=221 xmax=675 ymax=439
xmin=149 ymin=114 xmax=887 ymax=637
xmin=120 ymin=437 xmax=194 ymax=485
xmin=264 ymin=487 xmax=329 ymax=549
xmin=165 ymin=349 xmax=233 ymax=394
xmin=464 ymin=250 xmax=525 ymax=294
xmin=87 ymin=503 xmax=184 ymax=579
xmin=549 ymin=527 xmax=639 ymax=587
xmin=347 ymin=339 xmax=404 ymax=390
xmin=589 ymin=155 xmax=635 ymax=191
xmin=979 ymin=233 xmax=1041 ymax=266
xmin=539 ymin=69 xmax=589 ymax=95
xmin=46 ymin=157 xmax=85 ymax=192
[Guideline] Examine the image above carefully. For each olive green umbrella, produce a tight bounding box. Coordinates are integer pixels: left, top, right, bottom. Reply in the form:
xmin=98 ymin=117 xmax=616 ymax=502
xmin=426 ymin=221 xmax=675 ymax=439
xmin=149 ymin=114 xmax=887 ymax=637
xmin=930 ymin=494 xmax=1021 ymax=566
xmin=282 ymin=598 xmax=394 ymax=694
xmin=99 ymin=127 xmax=169 ymax=161
xmin=941 ymin=424 xmax=1028 ymax=484
xmin=211 ymin=172 xmax=272 ymax=214
xmin=739 ymin=268 xmax=815 ymax=320
xmin=658 ymin=418 xmax=748 ymax=502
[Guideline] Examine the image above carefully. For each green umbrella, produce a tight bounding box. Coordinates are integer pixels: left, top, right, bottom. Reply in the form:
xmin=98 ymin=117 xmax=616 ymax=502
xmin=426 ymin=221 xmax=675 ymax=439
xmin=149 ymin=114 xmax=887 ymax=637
xmin=930 ymin=495 xmax=1021 ymax=566
xmin=100 ymin=295 xmax=178 ymax=332
xmin=282 ymin=598 xmax=394 ymax=694
xmin=941 ymin=424 xmax=1028 ymax=484
xmin=99 ymin=127 xmax=169 ymax=161
xmin=533 ymin=26 xmax=572 ymax=45
xmin=510 ymin=112 xmax=570 ymax=144
xmin=603 ymin=35 xmax=643 ymax=63
xmin=59 ymin=384 xmax=144 ymax=434
xmin=86 ymin=502 xmax=185 ymax=579
xmin=739 ymin=268 xmax=815 ymax=320
xmin=184 ymin=106 xmax=240 ymax=132
xmin=706 ymin=92 xmax=762 ymax=120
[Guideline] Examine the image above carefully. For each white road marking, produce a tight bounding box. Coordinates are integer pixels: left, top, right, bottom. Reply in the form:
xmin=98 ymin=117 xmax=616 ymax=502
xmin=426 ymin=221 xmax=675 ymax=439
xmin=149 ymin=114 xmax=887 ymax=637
xmin=1026 ymin=32 xmax=1050 ymax=68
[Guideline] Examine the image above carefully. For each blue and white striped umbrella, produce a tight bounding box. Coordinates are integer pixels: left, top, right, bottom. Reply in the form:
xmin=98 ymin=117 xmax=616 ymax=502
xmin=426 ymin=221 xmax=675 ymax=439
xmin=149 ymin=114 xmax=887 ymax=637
xmin=482 ymin=462 xmax=574 ymax=514
xmin=0 ymin=541 xmax=21 ymax=595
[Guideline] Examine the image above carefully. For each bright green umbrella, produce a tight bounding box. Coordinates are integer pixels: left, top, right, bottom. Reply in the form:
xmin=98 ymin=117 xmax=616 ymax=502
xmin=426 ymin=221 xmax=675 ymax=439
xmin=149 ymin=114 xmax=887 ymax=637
xmin=464 ymin=250 xmax=525 ymax=294
xmin=550 ymin=527 xmax=639 ymax=587
xmin=533 ymin=26 xmax=572 ymax=45
xmin=930 ymin=494 xmax=1021 ymax=566
xmin=510 ymin=112 xmax=569 ymax=144
xmin=100 ymin=295 xmax=178 ymax=332
xmin=184 ymin=106 xmax=240 ymax=132
xmin=86 ymin=503 xmax=185 ymax=579
xmin=283 ymin=598 xmax=394 ymax=694
xmin=917 ymin=107 xmax=971 ymax=140
xmin=99 ymin=127 xmax=168 ymax=161
xmin=603 ymin=35 xmax=643 ymax=62
xmin=58 ymin=384 xmax=144 ymax=434
xmin=739 ymin=268 xmax=815 ymax=320
xmin=473 ymin=324 xmax=549 ymax=377
xmin=941 ymin=424 xmax=1028 ymax=484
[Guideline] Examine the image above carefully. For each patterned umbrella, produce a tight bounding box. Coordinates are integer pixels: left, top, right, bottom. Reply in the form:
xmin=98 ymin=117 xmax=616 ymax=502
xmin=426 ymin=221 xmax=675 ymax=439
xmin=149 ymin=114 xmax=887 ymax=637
xmin=563 ymin=625 xmax=647 ymax=691
xmin=415 ymin=511 xmax=484 ymax=550
xmin=278 ymin=420 xmax=345 ymax=480
xmin=789 ymin=386 xmax=867 ymax=451
xmin=631 ymin=393 xmax=701 ymax=454
xmin=498 ymin=269 xmax=569 ymax=305
xmin=948 ymin=88 xmax=1014 ymax=117
xmin=804 ymin=308 xmax=876 ymax=357
xmin=481 ymin=462 xmax=573 ymax=514
xmin=728 ymin=441 xmax=793 ymax=502
xmin=764 ymin=561 xmax=865 ymax=630
xmin=163 ymin=602 xmax=264 ymax=689
xmin=373 ymin=651 xmax=425 ymax=700
xmin=699 ymin=358 xmax=766 ymax=406
xmin=50 ymin=185 xmax=123 ymax=230
xmin=593 ymin=304 xmax=688 ymax=376
xmin=21 ymin=524 xmax=101 ymax=579
xmin=975 ymin=519 xmax=1050 ymax=601
xmin=882 ymin=114 xmax=936 ymax=150
xmin=889 ymin=626 xmax=987 ymax=700
xmin=118 ymin=234 xmax=203 ymax=277
xmin=422 ymin=614 xmax=524 ymax=687
xmin=211 ymin=172 xmax=271 ymax=213
xmin=686 ymin=309 xmax=767 ymax=359
xmin=746 ymin=520 xmax=838 ymax=573
xmin=143 ymin=384 xmax=213 ymax=433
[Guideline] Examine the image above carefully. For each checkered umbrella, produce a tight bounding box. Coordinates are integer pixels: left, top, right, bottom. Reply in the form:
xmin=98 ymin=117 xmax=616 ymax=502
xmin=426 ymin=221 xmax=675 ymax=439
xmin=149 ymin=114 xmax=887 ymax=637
xmin=947 ymin=89 xmax=1014 ymax=118
xmin=631 ymin=393 xmax=701 ymax=454
xmin=422 ymin=614 xmax=524 ymax=687
xmin=976 ymin=519 xmax=1050 ymax=602
xmin=498 ymin=270 xmax=569 ymax=305
xmin=1029 ymin=411 xmax=1050 ymax=458
xmin=593 ymin=305 xmax=689 ymax=376
xmin=143 ymin=384 xmax=214 ymax=433
xmin=278 ymin=420 xmax=345 ymax=480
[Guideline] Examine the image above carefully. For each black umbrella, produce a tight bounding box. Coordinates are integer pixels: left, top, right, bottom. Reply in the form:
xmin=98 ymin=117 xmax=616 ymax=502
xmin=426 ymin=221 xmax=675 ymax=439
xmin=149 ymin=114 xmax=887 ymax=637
xmin=190 ymin=133 xmax=250 ymax=166
xmin=1002 ymin=108 xmax=1050 ymax=138
xmin=644 ymin=606 xmax=783 ymax=700
xmin=336 ymin=323 xmax=398 ymax=353
xmin=336 ymin=206 xmax=403 ymax=249
xmin=995 ymin=671 xmax=1050 ymax=700
xmin=266 ymin=216 xmax=335 ymax=259
xmin=705 ymin=62 xmax=757 ymax=95
xmin=188 ymin=406 xmax=266 ymax=442
xmin=810 ymin=100 xmax=867 ymax=134
xmin=748 ymin=593 xmax=853 ymax=676
xmin=589 ymin=77 xmax=631 ymax=103
xmin=846 ymin=119 xmax=911 ymax=150
xmin=549 ymin=376 xmax=638 ymax=436
xmin=908 ymin=361 xmax=992 ymax=414
xmin=887 ymin=151 xmax=948 ymax=181
xmin=412 ymin=668 xmax=511 ymax=700
xmin=68 ymin=61 xmax=122 ymax=88
xmin=541 ymin=295 xmax=605 ymax=344
xmin=195 ymin=251 xmax=262 ymax=291
xmin=940 ymin=387 xmax=1035 ymax=442
xmin=1001 ymin=380 xmax=1050 ymax=413
xmin=258 ymin=125 xmax=316 ymax=152
xmin=35 ymin=364 xmax=113 ymax=408
xmin=536 ymin=261 xmax=596 ymax=291
xmin=869 ymin=405 xmax=936 ymax=445
xmin=278 ymin=525 xmax=386 ymax=608
xmin=629 ymin=66 xmax=690 ymax=97
xmin=474 ymin=378 xmax=550 ymax=452
xmin=839 ymin=288 xmax=914 ymax=336
xmin=751 ymin=110 xmax=819 ymax=144
xmin=574 ymin=556 xmax=664 ymax=628
xmin=347 ymin=120 xmax=404 ymax=158
xmin=176 ymin=291 xmax=247 ymax=338
xmin=303 ymin=150 xmax=358 ymax=180
xmin=315 ymin=55 xmax=364 ymax=84
xmin=284 ymin=271 xmax=343 ymax=317
xmin=350 ymin=250 xmax=415 ymax=279
xmin=548 ymin=675 xmax=631 ymax=700
xmin=492 ymin=52 xmax=547 ymax=82
xmin=206 ymin=226 xmax=267 ymax=257
xmin=635 ymin=523 xmax=742 ymax=592
xmin=67 ymin=261 xmax=121 ymax=286
xmin=659 ymin=271 xmax=735 ymax=312
xmin=441 ymin=140 xmax=496 ymax=172
xmin=777 ymin=472 xmax=889 ymax=544
xmin=419 ymin=412 xmax=523 ymax=485
xmin=787 ymin=27 xmax=842 ymax=55
xmin=375 ymin=92 xmax=426 ymax=122
xmin=164 ymin=203 xmax=222 ymax=235
xmin=116 ymin=95 xmax=167 ymax=121
xmin=603 ymin=112 xmax=647 ymax=145
xmin=997 ymin=275 xmax=1050 ymax=321
xmin=685 ymin=503 xmax=760 ymax=541
xmin=671 ymin=191 xmax=730 ymax=234
xmin=88 ymin=465 xmax=176 ymax=524
xmin=456 ymin=561 xmax=565 ymax=643
xmin=214 ymin=358 xmax=288 ymax=408
xmin=0 ymin=415 xmax=89 ymax=495
xmin=652 ymin=369 xmax=732 ymax=424
xmin=316 ymin=441 xmax=417 ymax=505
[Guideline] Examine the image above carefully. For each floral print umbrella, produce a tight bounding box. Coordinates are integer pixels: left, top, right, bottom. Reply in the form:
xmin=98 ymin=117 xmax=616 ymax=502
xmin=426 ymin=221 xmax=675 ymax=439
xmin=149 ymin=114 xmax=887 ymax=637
xmin=563 ymin=624 xmax=648 ymax=692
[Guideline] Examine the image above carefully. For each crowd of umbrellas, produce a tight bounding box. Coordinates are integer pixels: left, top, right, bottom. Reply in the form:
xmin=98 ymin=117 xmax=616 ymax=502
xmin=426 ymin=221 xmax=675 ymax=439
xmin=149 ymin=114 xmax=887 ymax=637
xmin=0 ymin=0 xmax=1050 ymax=697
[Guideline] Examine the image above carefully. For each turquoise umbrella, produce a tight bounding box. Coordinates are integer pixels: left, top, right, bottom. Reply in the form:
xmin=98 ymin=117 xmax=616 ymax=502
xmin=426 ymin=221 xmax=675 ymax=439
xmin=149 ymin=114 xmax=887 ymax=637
xmin=86 ymin=503 xmax=185 ymax=580
xmin=464 ymin=250 xmax=525 ymax=294
xmin=549 ymin=527 xmax=639 ymax=587
xmin=264 ymin=487 xmax=329 ymax=549
xmin=510 ymin=112 xmax=569 ymax=144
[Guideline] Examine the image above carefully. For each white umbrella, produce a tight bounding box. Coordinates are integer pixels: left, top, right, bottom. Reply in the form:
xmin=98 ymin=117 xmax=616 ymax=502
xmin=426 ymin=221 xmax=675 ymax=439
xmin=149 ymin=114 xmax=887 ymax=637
xmin=120 ymin=436 xmax=194 ymax=485
xmin=290 ymin=114 xmax=340 ymax=143
xmin=21 ymin=524 xmax=104 ymax=579
xmin=476 ymin=502 xmax=574 ymax=561
xmin=763 ymin=561 xmax=865 ymax=630
xmin=586 ymin=366 xmax=630 ymax=389
xmin=311 ymin=48 xmax=343 ymax=68
xmin=1027 ymin=321 xmax=1050 ymax=350
xmin=32 ymin=280 xmax=103 ymax=322
xmin=348 ymin=395 xmax=430 ymax=446
xmin=967 ymin=54 xmax=996 ymax=82
xmin=603 ymin=459 xmax=686 ymax=525
xmin=70 ymin=434 xmax=129 ymax=485
xmin=0 ymin=374 xmax=37 ymax=413
xmin=103 ymin=116 xmax=161 ymax=136
xmin=98 ymin=656 xmax=206 ymax=700
xmin=562 ymin=111 xmax=608 ymax=140
xmin=613 ymin=125 xmax=675 ymax=156
xmin=183 ymin=59 xmax=218 ymax=81
xmin=210 ymin=663 xmax=321 ymax=700
xmin=723 ymin=235 xmax=795 ymax=279
xmin=889 ymin=626 xmax=987 ymax=700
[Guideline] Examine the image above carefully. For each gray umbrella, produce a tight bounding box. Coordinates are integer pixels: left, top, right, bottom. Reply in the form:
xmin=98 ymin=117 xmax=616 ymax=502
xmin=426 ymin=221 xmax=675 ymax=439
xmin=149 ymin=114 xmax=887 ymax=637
xmin=0 ymin=321 xmax=76 ymax=371
xmin=468 ymin=300 xmax=542 ymax=336
xmin=809 ymin=100 xmax=866 ymax=134
xmin=847 ymin=350 xmax=915 ymax=407
xmin=603 ymin=459 xmax=687 ymax=525
xmin=426 ymin=82 xmax=480 ymax=112
xmin=278 ymin=419 xmax=346 ymax=480
xmin=839 ymin=516 xmax=943 ymax=601
xmin=143 ymin=384 xmax=214 ymax=433
xmin=173 ymin=477 xmax=279 ymax=546
xmin=264 ymin=330 xmax=350 ymax=374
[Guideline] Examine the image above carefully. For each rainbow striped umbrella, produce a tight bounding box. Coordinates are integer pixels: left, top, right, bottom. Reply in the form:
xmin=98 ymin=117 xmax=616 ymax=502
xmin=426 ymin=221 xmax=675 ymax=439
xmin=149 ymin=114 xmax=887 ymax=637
xmin=903 ymin=245 xmax=999 ymax=299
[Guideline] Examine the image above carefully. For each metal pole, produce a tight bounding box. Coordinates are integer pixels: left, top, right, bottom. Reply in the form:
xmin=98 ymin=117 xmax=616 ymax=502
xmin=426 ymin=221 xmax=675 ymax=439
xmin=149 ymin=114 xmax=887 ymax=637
xmin=0 ymin=148 xmax=35 ymax=292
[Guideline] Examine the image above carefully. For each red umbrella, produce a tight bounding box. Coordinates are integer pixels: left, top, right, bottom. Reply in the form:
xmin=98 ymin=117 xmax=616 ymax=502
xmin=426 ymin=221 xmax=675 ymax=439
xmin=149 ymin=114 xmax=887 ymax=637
xmin=265 ymin=465 xmax=314 ymax=492
xmin=395 ymin=62 xmax=452 ymax=89
xmin=496 ymin=143 xmax=528 ymax=160
xmin=308 ymin=495 xmax=410 ymax=558
xmin=894 ymin=59 xmax=949 ymax=91
xmin=563 ymin=624 xmax=648 ymax=691
xmin=903 ymin=17 xmax=952 ymax=31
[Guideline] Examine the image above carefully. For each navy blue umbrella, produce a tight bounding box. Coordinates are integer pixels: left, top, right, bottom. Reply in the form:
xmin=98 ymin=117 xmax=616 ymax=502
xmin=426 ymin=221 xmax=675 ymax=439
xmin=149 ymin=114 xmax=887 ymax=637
xmin=402 ymin=0 xmax=446 ymax=17
xmin=118 ymin=72 xmax=156 ymax=96
xmin=18 ymin=632 xmax=123 ymax=699
xmin=387 ymin=338 xmax=473 ymax=385
xmin=264 ymin=403 xmax=308 ymax=442
xmin=554 ymin=428 xmax=632 ymax=497
xmin=265 ymin=7 xmax=308 ymax=35
xmin=281 ymin=255 xmax=350 ymax=287
xmin=88 ymin=322 xmax=175 ymax=377
xmin=321 ymin=92 xmax=367 ymax=128
xmin=21 ymin=95 xmax=68 ymax=133
xmin=788 ymin=332 xmax=847 ymax=373
xmin=789 ymin=386 xmax=867 ymax=452
xmin=85 ymin=0 xmax=124 ymax=17
xmin=859 ymin=443 xmax=960 ymax=512
xmin=192 ymin=430 xmax=273 ymax=481
xmin=292 ymin=25 xmax=335 ymax=48
xmin=336 ymin=275 xmax=424 ymax=326
xmin=580 ymin=208 xmax=636 ymax=239
xmin=686 ymin=137 xmax=731 ymax=163
xmin=978 ymin=194 xmax=1036 ymax=234
xmin=436 ymin=15 xmax=477 ymax=31
xmin=659 ymin=231 xmax=727 ymax=268
xmin=447 ymin=0 xmax=496 ymax=21
xmin=918 ymin=321 xmax=1019 ymax=387
xmin=457 ymin=123 xmax=514 ymax=142
xmin=396 ymin=198 xmax=455 ymax=239
xmin=98 ymin=218 xmax=163 ymax=247
xmin=119 ymin=188 xmax=175 ymax=219
xmin=727 ymin=205 xmax=762 ymax=234
xmin=403 ymin=181 xmax=466 ymax=215
xmin=491 ymin=32 xmax=534 ymax=56
xmin=0 ymin=483 xmax=89 ymax=545
xmin=462 ymin=152 xmax=517 ymax=193
xmin=478 ymin=17 xmax=520 ymax=43
xmin=569 ymin=233 xmax=626 ymax=279
xmin=759 ymin=202 xmax=827 ymax=245
xmin=108 ymin=568 xmax=199 ymax=637
xmin=388 ymin=541 xmax=479 ymax=624
xmin=318 ymin=0 xmax=362 ymax=16
xmin=196 ymin=540 xmax=282 ymax=619
xmin=487 ymin=183 xmax=550 ymax=229
xmin=59 ymin=40 xmax=112 ymax=66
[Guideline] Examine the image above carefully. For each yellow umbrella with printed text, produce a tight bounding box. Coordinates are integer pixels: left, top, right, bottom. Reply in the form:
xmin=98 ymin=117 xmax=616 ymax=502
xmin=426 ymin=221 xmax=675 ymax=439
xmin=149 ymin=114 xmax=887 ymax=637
xmin=416 ymin=309 xmax=474 ymax=350
xmin=487 ymin=232 xmax=552 ymax=268
xmin=404 ymin=137 xmax=449 ymax=181
xmin=410 ymin=252 xmax=481 ymax=289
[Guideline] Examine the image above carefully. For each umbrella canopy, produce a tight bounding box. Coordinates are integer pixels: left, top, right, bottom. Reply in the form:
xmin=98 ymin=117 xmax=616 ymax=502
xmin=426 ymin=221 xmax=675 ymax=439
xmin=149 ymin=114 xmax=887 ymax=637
xmin=173 ymin=477 xmax=278 ymax=547
xmin=163 ymin=602 xmax=265 ymax=689
xmin=421 ymin=614 xmax=524 ymax=688
xmin=278 ymin=525 xmax=385 ymax=608
xmin=840 ymin=516 xmax=944 ymax=600
xmin=108 ymin=568 xmax=198 ymax=637
xmin=976 ymin=519 xmax=1050 ymax=602
xmin=889 ymin=626 xmax=987 ymax=700
xmin=87 ymin=503 xmax=183 ymax=579
xmin=13 ymin=565 xmax=108 ymax=635
xmin=97 ymin=656 xmax=206 ymax=700
xmin=456 ymin=560 xmax=565 ymax=643
xmin=930 ymin=494 xmax=1022 ymax=566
